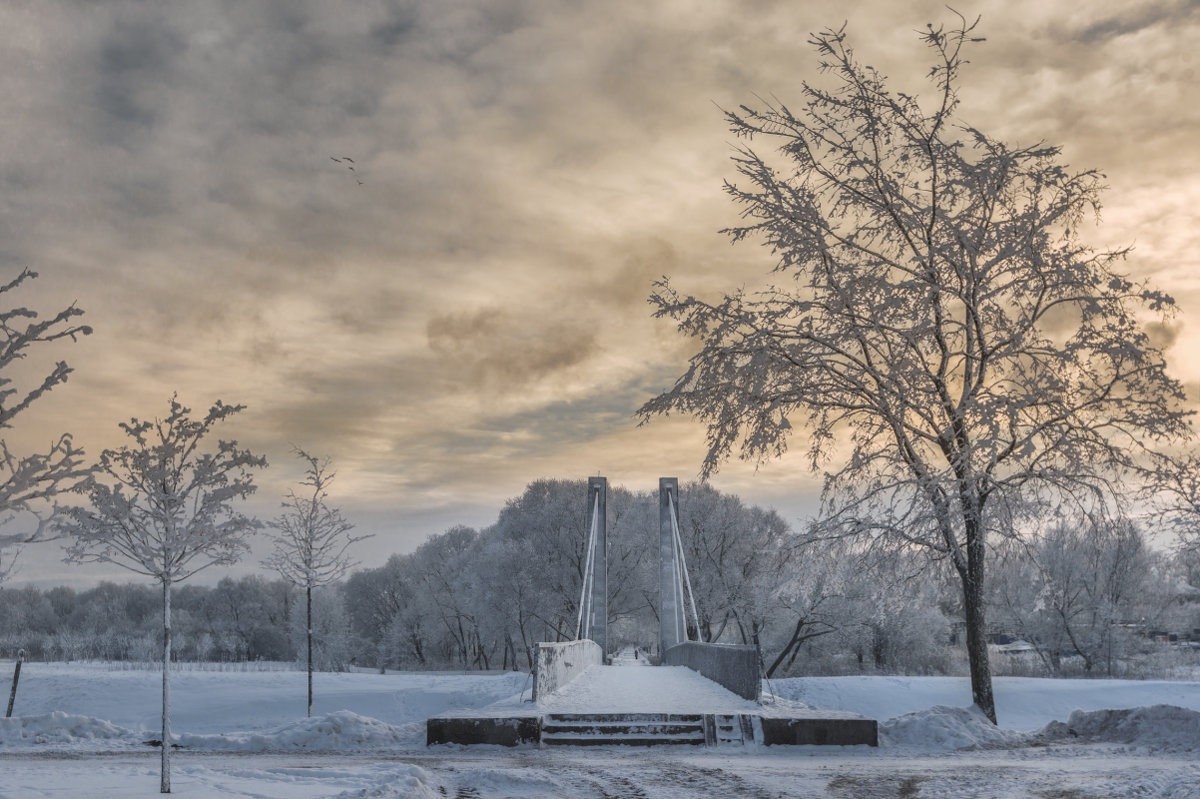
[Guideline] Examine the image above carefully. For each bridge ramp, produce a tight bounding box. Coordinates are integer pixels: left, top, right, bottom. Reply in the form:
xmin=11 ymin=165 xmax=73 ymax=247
xmin=538 ymin=664 xmax=757 ymax=715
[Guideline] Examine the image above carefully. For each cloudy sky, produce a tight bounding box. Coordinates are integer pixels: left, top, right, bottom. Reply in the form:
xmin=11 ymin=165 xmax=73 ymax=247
xmin=3 ymin=0 xmax=1198 ymax=585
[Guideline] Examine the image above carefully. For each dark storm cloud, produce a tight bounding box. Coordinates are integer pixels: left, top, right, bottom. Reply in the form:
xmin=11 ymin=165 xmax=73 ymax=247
xmin=426 ymin=307 xmax=599 ymax=390
xmin=1067 ymin=0 xmax=1200 ymax=44
xmin=94 ymin=14 xmax=182 ymax=140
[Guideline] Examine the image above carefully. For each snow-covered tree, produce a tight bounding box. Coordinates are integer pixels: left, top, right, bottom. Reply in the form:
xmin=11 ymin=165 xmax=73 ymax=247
xmin=0 ymin=269 xmax=92 ymax=582
xmin=994 ymin=518 xmax=1150 ymax=676
xmin=343 ymin=553 xmax=421 ymax=668
xmin=761 ymin=537 xmax=850 ymax=677
xmin=638 ymin=18 xmax=1188 ymax=722
xmin=60 ymin=397 xmax=266 ymax=793
xmin=1156 ymin=454 xmax=1200 ymax=555
xmin=411 ymin=525 xmax=486 ymax=667
xmin=673 ymin=482 xmax=791 ymax=646
xmin=287 ymin=585 xmax=351 ymax=673
xmin=266 ymin=450 xmax=368 ymax=716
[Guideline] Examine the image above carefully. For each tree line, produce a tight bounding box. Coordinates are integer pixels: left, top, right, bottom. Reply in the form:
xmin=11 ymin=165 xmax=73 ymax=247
xmin=5 ymin=478 xmax=1197 ymax=679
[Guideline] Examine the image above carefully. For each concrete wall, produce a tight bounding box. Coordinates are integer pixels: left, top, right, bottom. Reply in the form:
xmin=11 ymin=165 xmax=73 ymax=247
xmin=663 ymin=641 xmax=761 ymax=702
xmin=427 ymin=716 xmax=540 ymax=746
xmin=759 ymin=717 xmax=878 ymax=746
xmin=532 ymin=639 xmax=603 ymax=702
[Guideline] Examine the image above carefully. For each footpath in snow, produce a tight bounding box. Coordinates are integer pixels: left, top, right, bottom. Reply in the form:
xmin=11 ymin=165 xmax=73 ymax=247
xmin=537 ymin=664 xmax=757 ymax=714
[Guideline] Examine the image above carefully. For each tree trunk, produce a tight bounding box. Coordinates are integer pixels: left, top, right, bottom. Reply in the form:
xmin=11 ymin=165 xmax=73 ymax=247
xmin=161 ymin=579 xmax=172 ymax=793
xmin=306 ymin=583 xmax=313 ymax=718
xmin=961 ymin=544 xmax=997 ymax=724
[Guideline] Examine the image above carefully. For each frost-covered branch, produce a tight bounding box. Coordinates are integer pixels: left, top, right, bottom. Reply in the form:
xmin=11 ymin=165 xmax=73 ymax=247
xmin=266 ymin=449 xmax=369 ymax=590
xmin=0 ymin=269 xmax=93 ymax=581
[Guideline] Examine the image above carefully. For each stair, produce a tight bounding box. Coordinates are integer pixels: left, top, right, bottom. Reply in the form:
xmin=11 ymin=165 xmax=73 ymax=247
xmin=540 ymin=713 xmax=705 ymax=746
xmin=708 ymin=713 xmax=754 ymax=746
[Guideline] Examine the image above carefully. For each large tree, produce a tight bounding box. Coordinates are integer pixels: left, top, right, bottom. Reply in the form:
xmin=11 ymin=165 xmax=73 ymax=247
xmin=0 ymin=269 xmax=92 ymax=581
xmin=61 ymin=397 xmax=266 ymax=793
xmin=266 ymin=449 xmax=368 ymax=717
xmin=638 ymin=17 xmax=1188 ymax=722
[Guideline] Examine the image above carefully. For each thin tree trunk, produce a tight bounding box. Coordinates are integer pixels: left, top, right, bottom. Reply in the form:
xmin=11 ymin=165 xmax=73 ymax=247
xmin=307 ymin=583 xmax=313 ymax=718
xmin=161 ymin=579 xmax=172 ymax=793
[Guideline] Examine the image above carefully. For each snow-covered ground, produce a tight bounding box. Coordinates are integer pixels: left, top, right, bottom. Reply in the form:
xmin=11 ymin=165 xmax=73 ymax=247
xmin=2 ymin=660 xmax=1200 ymax=797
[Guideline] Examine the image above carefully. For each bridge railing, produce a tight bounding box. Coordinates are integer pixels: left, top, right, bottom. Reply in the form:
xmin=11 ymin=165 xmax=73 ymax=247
xmin=662 ymin=641 xmax=761 ymax=701
xmin=531 ymin=639 xmax=603 ymax=702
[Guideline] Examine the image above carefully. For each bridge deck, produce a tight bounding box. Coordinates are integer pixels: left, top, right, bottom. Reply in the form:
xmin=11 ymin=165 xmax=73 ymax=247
xmin=539 ymin=664 xmax=758 ymax=714
xmin=427 ymin=646 xmax=877 ymax=746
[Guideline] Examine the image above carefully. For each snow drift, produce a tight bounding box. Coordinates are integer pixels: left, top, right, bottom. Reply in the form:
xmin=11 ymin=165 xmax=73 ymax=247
xmin=0 ymin=711 xmax=135 ymax=747
xmin=179 ymin=710 xmax=419 ymax=751
xmin=1039 ymin=704 xmax=1200 ymax=752
xmin=880 ymin=703 xmax=1200 ymax=753
xmin=879 ymin=704 xmax=1025 ymax=750
xmin=328 ymin=765 xmax=441 ymax=799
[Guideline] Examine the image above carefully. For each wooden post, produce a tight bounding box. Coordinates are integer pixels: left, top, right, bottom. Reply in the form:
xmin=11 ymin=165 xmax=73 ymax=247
xmin=6 ymin=648 xmax=24 ymax=718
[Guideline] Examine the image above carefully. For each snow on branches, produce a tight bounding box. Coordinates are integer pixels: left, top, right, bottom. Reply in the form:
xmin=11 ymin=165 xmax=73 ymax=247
xmin=638 ymin=15 xmax=1189 ymax=723
xmin=60 ymin=397 xmax=267 ymax=583
xmin=266 ymin=449 xmax=369 ymax=717
xmin=266 ymin=449 xmax=368 ymax=592
xmin=0 ymin=268 xmax=92 ymax=581
xmin=58 ymin=396 xmax=265 ymax=793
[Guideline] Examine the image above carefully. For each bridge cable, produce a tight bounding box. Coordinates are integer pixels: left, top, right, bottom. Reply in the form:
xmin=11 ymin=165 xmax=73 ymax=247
xmin=575 ymin=489 xmax=601 ymax=641
xmin=667 ymin=492 xmax=703 ymax=642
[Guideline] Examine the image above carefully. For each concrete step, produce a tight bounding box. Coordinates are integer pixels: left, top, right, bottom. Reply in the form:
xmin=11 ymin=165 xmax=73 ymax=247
xmin=542 ymin=732 xmax=705 ymax=746
xmin=541 ymin=712 xmax=705 ymax=747
xmin=544 ymin=721 xmax=704 ymax=736
xmin=709 ymin=713 xmax=755 ymax=746
xmin=544 ymin=712 xmax=702 ymax=724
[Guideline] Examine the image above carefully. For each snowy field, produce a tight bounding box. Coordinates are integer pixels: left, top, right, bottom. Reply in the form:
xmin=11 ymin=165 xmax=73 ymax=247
xmin=2 ymin=660 xmax=1200 ymax=798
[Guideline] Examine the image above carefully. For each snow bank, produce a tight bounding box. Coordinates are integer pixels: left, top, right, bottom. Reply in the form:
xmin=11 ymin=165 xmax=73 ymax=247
xmin=879 ymin=702 xmax=1200 ymax=753
xmin=328 ymin=765 xmax=441 ymax=799
xmin=0 ymin=711 xmax=137 ymax=747
xmin=773 ymin=675 xmax=1200 ymax=730
xmin=178 ymin=710 xmax=418 ymax=752
xmin=878 ymin=705 xmax=1025 ymax=750
xmin=1039 ymin=704 xmax=1200 ymax=752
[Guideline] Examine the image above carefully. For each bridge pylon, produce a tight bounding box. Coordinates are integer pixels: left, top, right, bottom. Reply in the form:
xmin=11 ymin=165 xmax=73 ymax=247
xmin=659 ymin=476 xmax=687 ymax=656
xmin=586 ymin=476 xmax=607 ymax=655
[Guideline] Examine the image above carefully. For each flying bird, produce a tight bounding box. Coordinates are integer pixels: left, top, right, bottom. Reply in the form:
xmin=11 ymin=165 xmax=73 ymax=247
xmin=329 ymin=155 xmax=363 ymax=185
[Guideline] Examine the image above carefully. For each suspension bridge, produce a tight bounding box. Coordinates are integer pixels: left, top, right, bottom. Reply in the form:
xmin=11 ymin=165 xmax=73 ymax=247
xmin=427 ymin=477 xmax=878 ymax=748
